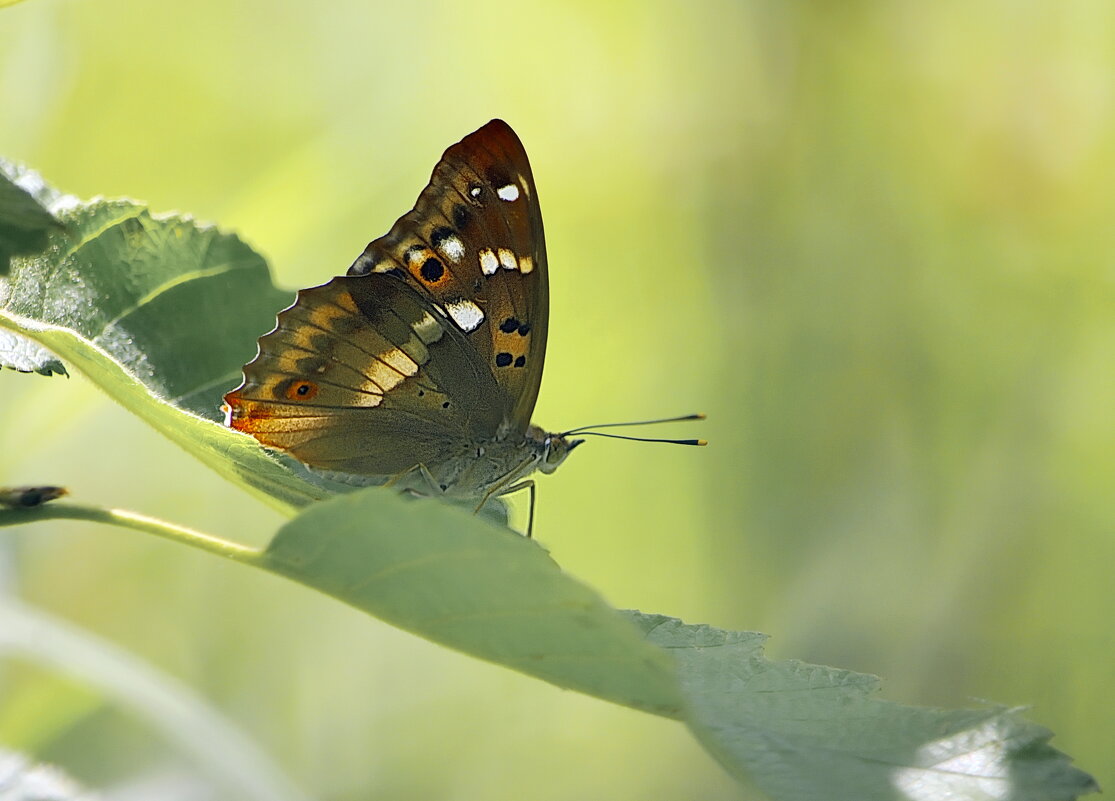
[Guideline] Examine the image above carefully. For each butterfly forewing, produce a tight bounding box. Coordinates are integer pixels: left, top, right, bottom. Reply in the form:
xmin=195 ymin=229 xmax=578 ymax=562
xmin=225 ymin=120 xmax=553 ymax=484
xmin=347 ymin=120 xmax=549 ymax=430
xmin=224 ymin=274 xmax=504 ymax=476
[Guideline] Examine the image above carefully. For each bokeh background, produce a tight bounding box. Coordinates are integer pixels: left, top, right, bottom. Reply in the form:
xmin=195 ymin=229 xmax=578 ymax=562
xmin=2 ymin=1 xmax=1114 ymax=798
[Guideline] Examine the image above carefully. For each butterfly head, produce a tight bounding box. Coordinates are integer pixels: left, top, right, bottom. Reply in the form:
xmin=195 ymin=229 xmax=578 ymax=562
xmin=535 ymin=429 xmax=584 ymax=475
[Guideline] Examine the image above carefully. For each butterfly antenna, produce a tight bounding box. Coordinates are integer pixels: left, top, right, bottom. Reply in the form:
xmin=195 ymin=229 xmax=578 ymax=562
xmin=573 ymin=432 xmax=706 ymax=446
xmin=562 ymin=413 xmax=706 ymax=446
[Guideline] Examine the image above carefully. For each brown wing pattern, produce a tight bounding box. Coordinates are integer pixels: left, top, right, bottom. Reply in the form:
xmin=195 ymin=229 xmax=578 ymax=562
xmin=347 ymin=119 xmax=549 ymax=430
xmin=223 ymin=274 xmax=504 ymax=476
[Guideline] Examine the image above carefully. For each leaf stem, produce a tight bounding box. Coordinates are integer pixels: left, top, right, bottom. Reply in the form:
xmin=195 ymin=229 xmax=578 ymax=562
xmin=0 ymin=503 xmax=262 ymax=564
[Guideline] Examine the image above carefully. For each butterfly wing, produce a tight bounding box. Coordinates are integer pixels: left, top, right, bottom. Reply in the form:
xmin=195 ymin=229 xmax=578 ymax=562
xmin=224 ymin=273 xmax=504 ymax=477
xmin=348 ymin=119 xmax=549 ymax=431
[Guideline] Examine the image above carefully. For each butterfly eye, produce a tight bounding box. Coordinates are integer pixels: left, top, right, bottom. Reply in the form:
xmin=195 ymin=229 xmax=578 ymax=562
xmin=285 ymin=380 xmax=319 ymax=401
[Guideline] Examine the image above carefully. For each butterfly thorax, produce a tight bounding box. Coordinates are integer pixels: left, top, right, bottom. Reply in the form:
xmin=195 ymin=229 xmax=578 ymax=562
xmin=414 ymin=424 xmax=582 ymax=502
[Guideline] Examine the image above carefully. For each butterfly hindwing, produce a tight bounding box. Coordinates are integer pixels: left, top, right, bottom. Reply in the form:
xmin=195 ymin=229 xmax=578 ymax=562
xmin=347 ymin=119 xmax=549 ymax=430
xmin=224 ymin=273 xmax=504 ymax=476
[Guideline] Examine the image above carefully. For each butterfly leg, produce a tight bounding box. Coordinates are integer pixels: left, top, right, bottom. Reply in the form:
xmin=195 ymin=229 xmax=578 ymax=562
xmin=382 ymin=464 xmax=418 ymax=489
xmin=507 ymin=480 xmax=537 ymax=539
xmin=418 ymin=464 xmax=445 ymax=494
xmin=475 ymin=479 xmax=536 ymax=538
xmin=383 ymin=463 xmax=441 ymax=496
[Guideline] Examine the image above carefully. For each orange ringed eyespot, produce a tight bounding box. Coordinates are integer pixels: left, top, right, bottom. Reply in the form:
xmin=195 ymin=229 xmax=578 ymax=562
xmin=286 ymin=380 xmax=318 ymax=400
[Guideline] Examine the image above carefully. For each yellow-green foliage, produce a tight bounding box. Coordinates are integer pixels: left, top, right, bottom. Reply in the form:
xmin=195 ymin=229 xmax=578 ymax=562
xmin=1 ymin=2 xmax=1112 ymax=799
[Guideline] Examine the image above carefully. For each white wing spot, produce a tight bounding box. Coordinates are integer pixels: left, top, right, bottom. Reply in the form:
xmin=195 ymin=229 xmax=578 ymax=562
xmin=438 ymin=234 xmax=465 ymax=263
xmin=445 ymin=298 xmax=485 ymax=333
xmin=469 ymin=185 xmax=482 ymax=198
xmin=518 ymin=255 xmax=534 ymax=274
xmin=498 ymin=248 xmax=517 ymax=271
xmin=479 ymin=248 xmax=499 ymax=275
xmin=372 ymin=260 xmax=396 ymax=273
xmin=497 ymin=184 xmax=520 ymax=202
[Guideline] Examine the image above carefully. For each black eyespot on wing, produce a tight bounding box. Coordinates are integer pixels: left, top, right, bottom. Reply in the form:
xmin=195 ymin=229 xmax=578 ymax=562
xmin=495 ymin=352 xmax=513 ymax=367
xmin=517 ymin=322 xmax=531 ymax=336
xmin=275 ymin=378 xmax=319 ymax=401
xmin=500 ymin=317 xmax=521 ymax=333
xmin=420 ymin=257 xmax=444 ymax=282
xmin=514 ymin=355 xmax=526 ymax=368
xmin=452 ymin=203 xmax=471 ymax=230
xmin=442 ymin=401 xmax=450 ymax=409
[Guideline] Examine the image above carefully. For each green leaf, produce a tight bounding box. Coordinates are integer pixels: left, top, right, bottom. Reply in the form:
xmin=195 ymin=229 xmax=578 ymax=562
xmin=628 ymin=613 xmax=1098 ymax=801
xmin=0 ymin=163 xmax=67 ymax=375
xmin=262 ymin=487 xmax=684 ymax=716
xmin=0 ymin=170 xmax=341 ymax=511
xmin=0 ymin=161 xmax=62 ymax=276
xmin=0 ymin=328 xmax=67 ymax=376
xmin=1 ymin=497 xmax=1100 ymax=801
xmin=2 ymin=197 xmax=291 ymax=417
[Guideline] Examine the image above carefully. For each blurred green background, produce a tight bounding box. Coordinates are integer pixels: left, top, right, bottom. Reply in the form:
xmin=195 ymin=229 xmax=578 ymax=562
xmin=2 ymin=1 xmax=1114 ymax=798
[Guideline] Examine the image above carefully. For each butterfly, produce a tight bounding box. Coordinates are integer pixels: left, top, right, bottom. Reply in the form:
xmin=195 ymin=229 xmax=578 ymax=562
xmin=223 ymin=120 xmax=703 ymax=535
